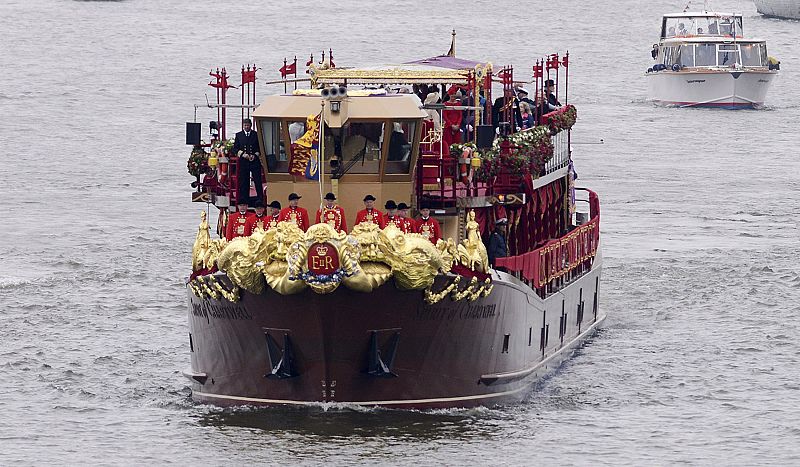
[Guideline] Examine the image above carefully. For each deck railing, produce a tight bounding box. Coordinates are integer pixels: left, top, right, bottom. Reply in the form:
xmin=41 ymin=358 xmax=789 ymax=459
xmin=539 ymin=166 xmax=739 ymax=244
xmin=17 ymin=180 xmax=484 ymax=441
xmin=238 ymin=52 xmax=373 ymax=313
xmin=495 ymin=189 xmax=600 ymax=297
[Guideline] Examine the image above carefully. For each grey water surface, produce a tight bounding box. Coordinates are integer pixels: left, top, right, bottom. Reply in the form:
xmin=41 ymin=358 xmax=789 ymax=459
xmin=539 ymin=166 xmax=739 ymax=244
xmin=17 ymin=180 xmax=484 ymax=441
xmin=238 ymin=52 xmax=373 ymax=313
xmin=2 ymin=0 xmax=799 ymax=464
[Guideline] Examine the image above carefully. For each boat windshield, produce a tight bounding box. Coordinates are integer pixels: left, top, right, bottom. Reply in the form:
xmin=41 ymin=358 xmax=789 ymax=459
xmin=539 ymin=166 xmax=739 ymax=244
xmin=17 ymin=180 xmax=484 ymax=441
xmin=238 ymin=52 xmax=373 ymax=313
xmin=662 ymin=15 xmax=743 ymax=38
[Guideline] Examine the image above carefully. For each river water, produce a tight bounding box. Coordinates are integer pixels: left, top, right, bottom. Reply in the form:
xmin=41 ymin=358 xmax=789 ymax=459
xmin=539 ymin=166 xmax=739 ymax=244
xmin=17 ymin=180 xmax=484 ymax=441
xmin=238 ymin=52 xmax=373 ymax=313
xmin=2 ymin=0 xmax=799 ymax=464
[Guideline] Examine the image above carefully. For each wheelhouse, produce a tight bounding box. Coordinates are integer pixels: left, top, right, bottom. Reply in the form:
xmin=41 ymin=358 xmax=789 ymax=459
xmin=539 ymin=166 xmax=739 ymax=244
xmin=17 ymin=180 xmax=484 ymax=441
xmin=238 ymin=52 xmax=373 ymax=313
xmin=660 ymin=12 xmax=743 ymax=39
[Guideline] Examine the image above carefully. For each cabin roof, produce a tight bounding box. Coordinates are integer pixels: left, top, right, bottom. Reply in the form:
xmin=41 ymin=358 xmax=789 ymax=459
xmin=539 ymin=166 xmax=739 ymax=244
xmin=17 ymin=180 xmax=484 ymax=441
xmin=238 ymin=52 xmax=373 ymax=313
xmin=251 ymin=94 xmax=427 ymax=120
xmin=312 ymin=55 xmax=491 ymax=85
xmin=663 ymin=11 xmax=741 ymax=18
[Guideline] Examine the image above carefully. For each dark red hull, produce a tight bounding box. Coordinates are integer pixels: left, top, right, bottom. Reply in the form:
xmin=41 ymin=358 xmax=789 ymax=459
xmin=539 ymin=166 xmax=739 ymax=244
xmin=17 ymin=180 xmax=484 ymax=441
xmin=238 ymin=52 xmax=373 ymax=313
xmin=185 ymin=259 xmax=604 ymax=409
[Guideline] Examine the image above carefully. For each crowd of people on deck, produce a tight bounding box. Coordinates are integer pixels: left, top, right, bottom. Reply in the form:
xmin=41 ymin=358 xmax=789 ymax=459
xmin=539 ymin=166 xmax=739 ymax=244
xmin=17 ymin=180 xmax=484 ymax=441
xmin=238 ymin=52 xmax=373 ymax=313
xmin=409 ymin=80 xmax=563 ymax=150
xmin=226 ymin=192 xmax=442 ymax=245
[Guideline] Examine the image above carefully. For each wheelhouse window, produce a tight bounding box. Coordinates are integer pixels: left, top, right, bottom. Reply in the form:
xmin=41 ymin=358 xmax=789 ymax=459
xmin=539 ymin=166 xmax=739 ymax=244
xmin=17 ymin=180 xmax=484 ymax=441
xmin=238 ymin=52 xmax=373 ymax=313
xmin=678 ymin=44 xmax=695 ymax=67
xmin=259 ymin=119 xmax=288 ymax=173
xmin=695 ymin=44 xmax=716 ymax=67
xmin=740 ymin=43 xmax=766 ymax=66
xmin=331 ymin=121 xmax=384 ymax=174
xmin=386 ymin=120 xmax=416 ymax=174
xmin=717 ymin=44 xmax=739 ymax=67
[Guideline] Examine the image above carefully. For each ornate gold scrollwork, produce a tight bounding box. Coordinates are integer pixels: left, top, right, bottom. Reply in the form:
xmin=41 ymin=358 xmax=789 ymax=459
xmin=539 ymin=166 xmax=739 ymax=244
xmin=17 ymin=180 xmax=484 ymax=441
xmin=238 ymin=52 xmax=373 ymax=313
xmin=457 ymin=210 xmax=490 ymax=273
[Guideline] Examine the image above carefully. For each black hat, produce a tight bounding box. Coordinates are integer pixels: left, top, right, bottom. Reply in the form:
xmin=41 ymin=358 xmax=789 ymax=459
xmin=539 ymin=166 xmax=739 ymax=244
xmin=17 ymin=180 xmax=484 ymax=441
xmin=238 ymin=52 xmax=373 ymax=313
xmin=419 ymin=200 xmax=431 ymax=210
xmin=254 ymin=200 xmax=265 ymax=208
xmin=544 ymin=79 xmax=555 ymax=87
xmin=397 ymin=202 xmax=409 ymax=210
xmin=288 ymin=192 xmax=302 ymax=200
xmin=516 ymin=87 xmax=529 ymax=96
xmin=385 ymin=200 xmax=397 ymax=210
xmin=237 ymin=199 xmax=249 ymax=206
xmin=269 ymin=200 xmax=282 ymax=209
xmin=324 ymin=192 xmax=336 ymax=201
xmin=363 ymin=194 xmax=376 ymax=202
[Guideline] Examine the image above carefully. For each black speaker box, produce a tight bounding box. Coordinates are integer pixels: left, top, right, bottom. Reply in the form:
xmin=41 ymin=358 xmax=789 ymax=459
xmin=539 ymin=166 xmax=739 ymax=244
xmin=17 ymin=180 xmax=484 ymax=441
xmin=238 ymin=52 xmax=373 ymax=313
xmin=476 ymin=125 xmax=494 ymax=149
xmin=186 ymin=122 xmax=201 ymax=145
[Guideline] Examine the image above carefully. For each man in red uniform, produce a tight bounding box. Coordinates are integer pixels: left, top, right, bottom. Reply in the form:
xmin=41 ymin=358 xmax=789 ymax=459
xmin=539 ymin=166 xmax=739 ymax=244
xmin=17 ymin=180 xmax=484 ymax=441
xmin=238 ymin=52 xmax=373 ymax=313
xmin=245 ymin=200 xmax=270 ymax=235
xmin=315 ymin=192 xmax=347 ymax=232
xmin=396 ymin=202 xmax=415 ymax=233
xmin=415 ymin=203 xmax=441 ymax=244
xmin=354 ymin=194 xmax=384 ymax=227
xmin=380 ymin=200 xmax=403 ymax=229
xmin=266 ymin=200 xmax=281 ymax=230
xmin=226 ymin=200 xmax=254 ymax=240
xmin=278 ymin=192 xmax=310 ymax=231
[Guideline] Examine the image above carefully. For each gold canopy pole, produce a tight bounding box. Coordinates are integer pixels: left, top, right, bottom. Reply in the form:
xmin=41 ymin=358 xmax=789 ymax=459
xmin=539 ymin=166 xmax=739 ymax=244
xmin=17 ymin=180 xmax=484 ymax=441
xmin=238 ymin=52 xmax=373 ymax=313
xmin=319 ymin=100 xmax=325 ymax=208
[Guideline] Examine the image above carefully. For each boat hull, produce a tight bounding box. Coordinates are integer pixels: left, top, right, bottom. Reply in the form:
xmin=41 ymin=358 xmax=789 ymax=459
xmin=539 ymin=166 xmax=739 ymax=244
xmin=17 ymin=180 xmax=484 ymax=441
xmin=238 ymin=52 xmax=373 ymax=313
xmin=184 ymin=256 xmax=604 ymax=409
xmin=646 ymin=69 xmax=777 ymax=109
xmin=754 ymin=0 xmax=800 ymax=19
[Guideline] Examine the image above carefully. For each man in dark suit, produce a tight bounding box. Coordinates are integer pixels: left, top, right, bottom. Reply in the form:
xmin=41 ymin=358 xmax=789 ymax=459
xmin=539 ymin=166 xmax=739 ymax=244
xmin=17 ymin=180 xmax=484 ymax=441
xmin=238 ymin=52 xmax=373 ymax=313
xmin=543 ymin=79 xmax=562 ymax=108
xmin=232 ymin=118 xmax=263 ymax=204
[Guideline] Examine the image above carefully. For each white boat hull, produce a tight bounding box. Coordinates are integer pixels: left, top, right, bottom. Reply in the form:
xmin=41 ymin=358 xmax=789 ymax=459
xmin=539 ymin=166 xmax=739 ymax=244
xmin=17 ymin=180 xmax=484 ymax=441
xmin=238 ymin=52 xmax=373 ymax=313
xmin=646 ymin=69 xmax=777 ymax=109
xmin=754 ymin=0 xmax=800 ymax=19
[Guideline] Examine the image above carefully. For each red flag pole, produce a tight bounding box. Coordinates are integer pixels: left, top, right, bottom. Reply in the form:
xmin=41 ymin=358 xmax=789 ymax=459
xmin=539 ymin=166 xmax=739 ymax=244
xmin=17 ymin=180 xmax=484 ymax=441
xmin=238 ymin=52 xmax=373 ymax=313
xmin=293 ymin=56 xmax=298 ymax=90
xmin=283 ymin=58 xmax=287 ymax=94
xmin=554 ymin=54 xmax=560 ymax=103
xmin=241 ymin=65 xmax=246 ymax=123
xmin=564 ymin=52 xmax=569 ymax=105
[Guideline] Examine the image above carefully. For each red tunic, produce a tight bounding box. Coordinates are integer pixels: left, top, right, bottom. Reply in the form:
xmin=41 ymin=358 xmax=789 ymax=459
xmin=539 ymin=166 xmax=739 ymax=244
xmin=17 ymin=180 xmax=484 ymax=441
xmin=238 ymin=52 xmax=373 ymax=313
xmin=315 ymin=205 xmax=347 ymax=232
xmin=380 ymin=214 xmax=404 ymax=230
xmin=399 ymin=217 xmax=415 ymax=234
xmin=226 ymin=211 xmax=254 ymax=240
xmin=415 ymin=216 xmax=442 ymax=244
xmin=245 ymin=214 xmax=270 ymax=236
xmin=278 ymin=206 xmax=310 ymax=231
xmin=442 ymin=101 xmax=463 ymax=152
xmin=266 ymin=213 xmax=280 ymax=231
xmin=354 ymin=208 xmax=384 ymax=227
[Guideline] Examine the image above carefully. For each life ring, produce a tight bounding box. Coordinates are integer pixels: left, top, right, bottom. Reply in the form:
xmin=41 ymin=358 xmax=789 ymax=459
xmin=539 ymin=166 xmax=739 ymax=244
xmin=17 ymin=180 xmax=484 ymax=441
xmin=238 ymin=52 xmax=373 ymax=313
xmin=459 ymin=147 xmax=472 ymax=185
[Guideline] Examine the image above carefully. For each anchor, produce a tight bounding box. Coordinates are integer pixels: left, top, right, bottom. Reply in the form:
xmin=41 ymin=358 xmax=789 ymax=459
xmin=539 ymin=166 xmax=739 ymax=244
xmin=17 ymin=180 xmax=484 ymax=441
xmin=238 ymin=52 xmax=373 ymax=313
xmin=264 ymin=333 xmax=298 ymax=379
xmin=365 ymin=331 xmax=400 ymax=378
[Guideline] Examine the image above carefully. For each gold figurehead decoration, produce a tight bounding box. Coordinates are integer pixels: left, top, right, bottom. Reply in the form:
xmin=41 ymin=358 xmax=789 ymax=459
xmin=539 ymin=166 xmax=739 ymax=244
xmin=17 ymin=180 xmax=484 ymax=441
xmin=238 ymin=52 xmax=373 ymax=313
xmin=189 ymin=210 xmax=494 ymax=301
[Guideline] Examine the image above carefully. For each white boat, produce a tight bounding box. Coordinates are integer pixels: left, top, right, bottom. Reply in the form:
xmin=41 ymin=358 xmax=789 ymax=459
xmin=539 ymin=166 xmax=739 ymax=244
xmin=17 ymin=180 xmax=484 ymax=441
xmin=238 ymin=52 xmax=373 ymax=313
xmin=646 ymin=11 xmax=779 ymax=109
xmin=754 ymin=0 xmax=800 ymax=20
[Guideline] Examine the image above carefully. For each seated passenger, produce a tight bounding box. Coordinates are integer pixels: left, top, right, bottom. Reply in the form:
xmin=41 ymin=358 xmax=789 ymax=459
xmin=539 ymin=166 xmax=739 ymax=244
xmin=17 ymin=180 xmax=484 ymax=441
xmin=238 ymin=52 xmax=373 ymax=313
xmin=709 ymin=22 xmax=719 ymax=35
xmin=354 ymin=194 xmax=384 ymax=226
xmin=697 ymin=27 xmax=704 ymax=35
xmin=388 ymin=123 xmax=410 ymax=161
xmin=668 ymin=26 xmax=676 ymax=37
xmin=226 ymin=200 xmax=254 ymax=240
xmin=678 ymin=23 xmax=687 ymax=35
xmin=315 ymin=192 xmax=347 ymax=232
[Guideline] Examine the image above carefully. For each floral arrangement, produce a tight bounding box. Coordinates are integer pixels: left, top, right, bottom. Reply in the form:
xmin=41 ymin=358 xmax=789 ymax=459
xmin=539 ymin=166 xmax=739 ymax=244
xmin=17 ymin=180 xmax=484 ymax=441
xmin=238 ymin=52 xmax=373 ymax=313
xmin=212 ymin=138 xmax=235 ymax=155
xmin=188 ymin=146 xmax=209 ymax=178
xmin=471 ymin=125 xmax=555 ymax=182
xmin=544 ymin=104 xmax=577 ymax=134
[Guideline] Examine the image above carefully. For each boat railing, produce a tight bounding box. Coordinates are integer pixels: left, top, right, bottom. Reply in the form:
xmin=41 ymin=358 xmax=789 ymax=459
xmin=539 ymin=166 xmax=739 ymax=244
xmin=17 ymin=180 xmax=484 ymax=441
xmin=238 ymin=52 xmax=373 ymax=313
xmin=495 ymin=188 xmax=600 ymax=298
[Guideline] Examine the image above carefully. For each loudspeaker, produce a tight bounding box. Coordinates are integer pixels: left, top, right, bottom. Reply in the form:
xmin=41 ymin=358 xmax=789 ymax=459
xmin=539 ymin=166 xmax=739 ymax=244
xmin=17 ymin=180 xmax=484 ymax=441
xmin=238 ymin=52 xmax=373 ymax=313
xmin=476 ymin=125 xmax=494 ymax=149
xmin=186 ymin=122 xmax=201 ymax=145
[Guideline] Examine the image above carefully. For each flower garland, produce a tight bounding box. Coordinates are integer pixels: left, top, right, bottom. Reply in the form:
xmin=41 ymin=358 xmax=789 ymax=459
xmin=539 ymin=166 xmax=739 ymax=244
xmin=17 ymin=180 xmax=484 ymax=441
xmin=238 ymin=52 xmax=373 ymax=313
xmin=188 ymin=146 xmax=209 ymax=178
xmin=212 ymin=138 xmax=235 ymax=155
xmin=545 ymin=104 xmax=577 ymax=134
xmin=470 ymin=125 xmax=555 ymax=182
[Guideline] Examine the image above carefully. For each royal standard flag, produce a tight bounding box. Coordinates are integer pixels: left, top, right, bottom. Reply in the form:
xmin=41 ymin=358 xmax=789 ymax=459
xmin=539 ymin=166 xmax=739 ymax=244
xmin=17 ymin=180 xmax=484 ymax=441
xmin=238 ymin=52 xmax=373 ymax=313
xmin=289 ymin=113 xmax=321 ymax=177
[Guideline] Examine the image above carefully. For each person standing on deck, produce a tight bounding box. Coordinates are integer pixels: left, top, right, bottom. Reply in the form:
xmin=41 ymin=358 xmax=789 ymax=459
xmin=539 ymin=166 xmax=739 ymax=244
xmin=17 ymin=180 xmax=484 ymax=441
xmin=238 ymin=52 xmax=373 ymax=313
xmin=396 ymin=202 xmax=414 ymax=233
xmin=487 ymin=218 xmax=509 ymax=267
xmin=226 ymin=200 xmax=254 ymax=240
xmin=380 ymin=200 xmax=402 ymax=229
xmin=231 ymin=118 xmax=263 ymax=205
xmin=354 ymin=194 xmax=384 ymax=227
xmin=414 ymin=203 xmax=441 ymax=244
xmin=315 ymin=192 xmax=347 ymax=232
xmin=244 ymin=200 xmax=269 ymax=235
xmin=278 ymin=193 xmax=310 ymax=231
xmin=267 ymin=200 xmax=281 ymax=230
xmin=441 ymin=90 xmax=463 ymax=153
